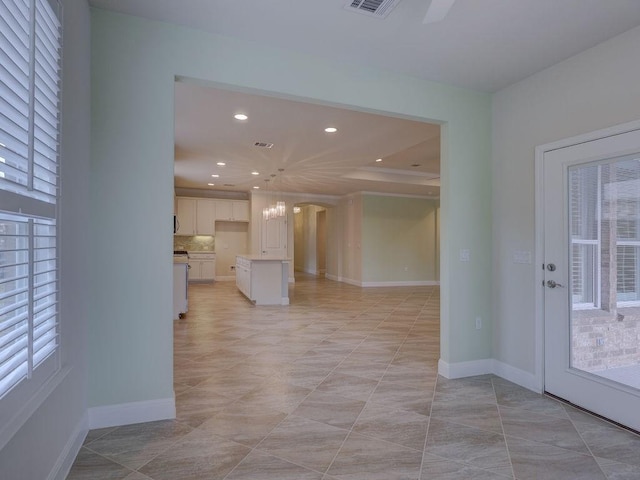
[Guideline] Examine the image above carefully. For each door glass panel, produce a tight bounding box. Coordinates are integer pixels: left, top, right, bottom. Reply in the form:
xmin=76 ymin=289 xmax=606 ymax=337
xmin=569 ymin=155 xmax=640 ymax=391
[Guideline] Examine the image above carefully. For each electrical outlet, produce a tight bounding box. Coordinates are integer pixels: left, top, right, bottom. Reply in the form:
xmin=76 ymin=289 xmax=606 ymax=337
xmin=230 ymin=265 xmax=236 ymax=271
xmin=475 ymin=317 xmax=482 ymax=329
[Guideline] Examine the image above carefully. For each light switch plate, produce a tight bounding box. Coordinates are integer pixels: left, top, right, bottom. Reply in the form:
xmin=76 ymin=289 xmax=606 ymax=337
xmin=513 ymin=250 xmax=532 ymax=264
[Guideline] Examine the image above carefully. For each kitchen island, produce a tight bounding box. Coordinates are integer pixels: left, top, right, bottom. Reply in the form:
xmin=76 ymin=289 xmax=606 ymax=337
xmin=236 ymin=255 xmax=290 ymax=305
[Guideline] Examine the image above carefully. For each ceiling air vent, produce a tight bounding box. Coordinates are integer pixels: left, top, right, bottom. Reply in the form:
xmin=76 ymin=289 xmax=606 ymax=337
xmin=345 ymin=0 xmax=402 ymax=18
xmin=254 ymin=141 xmax=274 ymax=149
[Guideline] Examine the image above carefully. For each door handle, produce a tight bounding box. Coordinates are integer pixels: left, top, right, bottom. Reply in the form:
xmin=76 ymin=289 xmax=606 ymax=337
xmin=546 ymin=280 xmax=564 ymax=288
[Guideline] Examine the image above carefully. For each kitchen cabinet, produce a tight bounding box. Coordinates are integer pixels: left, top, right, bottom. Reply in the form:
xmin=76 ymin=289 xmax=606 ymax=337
xmin=173 ymin=258 xmax=189 ymax=319
xmin=215 ymin=200 xmax=249 ymax=222
xmin=195 ymin=199 xmax=216 ymax=235
xmin=188 ymin=252 xmax=216 ymax=282
xmin=175 ymin=197 xmax=217 ymax=235
xmin=236 ymin=255 xmax=289 ymax=305
xmin=175 ymin=197 xmax=196 ymax=235
xmin=235 ymin=257 xmax=251 ymax=298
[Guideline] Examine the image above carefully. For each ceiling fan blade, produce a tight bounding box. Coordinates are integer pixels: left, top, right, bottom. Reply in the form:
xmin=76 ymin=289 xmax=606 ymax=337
xmin=422 ymin=0 xmax=457 ymax=24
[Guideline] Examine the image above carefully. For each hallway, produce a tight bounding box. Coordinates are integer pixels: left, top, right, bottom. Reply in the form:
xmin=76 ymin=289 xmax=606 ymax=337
xmin=68 ymin=276 xmax=640 ymax=479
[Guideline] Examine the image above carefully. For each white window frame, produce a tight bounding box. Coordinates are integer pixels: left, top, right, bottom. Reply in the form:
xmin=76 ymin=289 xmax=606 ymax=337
xmin=571 ymin=239 xmax=601 ymax=310
xmin=570 ymin=165 xmax=602 ymax=310
xmin=615 ymin=240 xmax=640 ymax=306
xmin=570 ymin=160 xmax=640 ymax=310
xmin=0 ymin=0 xmax=63 ymax=451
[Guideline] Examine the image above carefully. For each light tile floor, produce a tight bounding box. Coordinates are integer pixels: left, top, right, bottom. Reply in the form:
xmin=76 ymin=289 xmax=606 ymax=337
xmin=68 ymin=275 xmax=640 ymax=480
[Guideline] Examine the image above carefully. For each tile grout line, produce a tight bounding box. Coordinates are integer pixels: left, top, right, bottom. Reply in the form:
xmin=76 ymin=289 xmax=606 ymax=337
xmin=322 ymin=290 xmax=435 ymax=477
xmin=244 ymin=292 xmax=403 ymax=476
xmin=493 ymin=377 xmax=517 ymax=480
xmin=417 ymin=325 xmax=441 ymax=480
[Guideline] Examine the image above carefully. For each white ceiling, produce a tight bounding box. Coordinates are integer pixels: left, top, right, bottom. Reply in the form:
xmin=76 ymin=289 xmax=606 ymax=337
xmin=174 ymin=82 xmax=441 ymax=197
xmin=89 ymin=0 xmax=640 ymax=92
xmin=89 ymin=0 xmax=640 ymax=198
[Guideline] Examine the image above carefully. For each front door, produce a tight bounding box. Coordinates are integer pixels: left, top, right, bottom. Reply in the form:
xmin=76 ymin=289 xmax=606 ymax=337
xmin=543 ymin=126 xmax=640 ymax=431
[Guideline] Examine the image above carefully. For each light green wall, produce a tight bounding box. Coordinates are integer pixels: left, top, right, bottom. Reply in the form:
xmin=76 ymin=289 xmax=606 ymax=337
xmin=342 ymin=194 xmax=364 ymax=284
xmin=362 ymin=195 xmax=439 ymax=283
xmin=90 ymin=8 xmax=492 ymax=408
xmin=90 ymin=11 xmax=176 ymax=406
xmin=293 ymin=209 xmax=304 ymax=271
xmin=492 ymin=25 xmax=640 ymax=376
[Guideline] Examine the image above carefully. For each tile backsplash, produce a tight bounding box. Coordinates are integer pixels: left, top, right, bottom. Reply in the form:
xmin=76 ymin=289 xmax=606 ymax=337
xmin=174 ymin=235 xmax=215 ymax=251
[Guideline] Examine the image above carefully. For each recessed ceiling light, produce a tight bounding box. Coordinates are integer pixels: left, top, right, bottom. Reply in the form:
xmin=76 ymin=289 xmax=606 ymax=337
xmin=251 ymin=171 xmax=260 ymax=176
xmin=253 ymin=186 xmax=260 ymax=189
xmin=376 ymin=158 xmax=382 ymax=162
xmin=207 ymin=183 xmax=215 ymax=186
xmin=411 ymin=164 xmax=421 ymax=167
xmin=211 ymin=174 xmax=219 ymax=178
xmin=217 ymin=162 xmax=226 ymax=166
xmin=234 ymin=113 xmax=248 ymax=121
xmin=324 ymin=127 xmax=337 ymax=133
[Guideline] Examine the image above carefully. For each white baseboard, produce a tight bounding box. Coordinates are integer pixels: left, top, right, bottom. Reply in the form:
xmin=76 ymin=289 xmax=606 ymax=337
xmin=361 ymin=280 xmax=440 ymax=287
xmin=438 ymin=358 xmax=541 ymax=393
xmin=48 ymin=412 xmax=88 ymax=480
xmin=493 ymin=360 xmax=542 ymax=393
xmin=438 ymin=358 xmax=494 ymax=379
xmin=88 ymin=396 xmax=175 ymax=430
xmin=320 ymin=275 xmax=439 ymax=288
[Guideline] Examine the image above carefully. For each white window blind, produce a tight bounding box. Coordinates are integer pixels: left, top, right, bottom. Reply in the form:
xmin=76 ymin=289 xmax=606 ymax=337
xmin=569 ymin=156 xmax=640 ymax=309
xmin=612 ymin=159 xmax=640 ymax=303
xmin=569 ymin=165 xmax=600 ymax=308
xmin=0 ymin=0 xmax=60 ymax=402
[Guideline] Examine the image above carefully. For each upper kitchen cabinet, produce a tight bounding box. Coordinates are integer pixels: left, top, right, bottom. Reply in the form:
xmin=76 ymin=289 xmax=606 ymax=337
xmin=175 ymin=197 xmax=196 ymax=235
xmin=195 ymin=199 xmax=216 ymax=235
xmin=175 ymin=197 xmax=217 ymax=235
xmin=215 ymin=200 xmax=249 ymax=222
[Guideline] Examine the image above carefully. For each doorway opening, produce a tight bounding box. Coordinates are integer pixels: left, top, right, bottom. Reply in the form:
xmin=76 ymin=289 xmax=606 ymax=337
xmin=293 ymin=204 xmax=328 ymax=278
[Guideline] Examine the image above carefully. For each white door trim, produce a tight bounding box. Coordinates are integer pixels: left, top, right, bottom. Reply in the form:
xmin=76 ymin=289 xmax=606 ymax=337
xmin=534 ymin=118 xmax=640 ymax=395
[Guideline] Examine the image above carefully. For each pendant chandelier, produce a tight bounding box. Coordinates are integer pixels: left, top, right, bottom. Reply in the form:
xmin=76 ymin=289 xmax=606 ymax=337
xmin=262 ymin=170 xmax=286 ymax=220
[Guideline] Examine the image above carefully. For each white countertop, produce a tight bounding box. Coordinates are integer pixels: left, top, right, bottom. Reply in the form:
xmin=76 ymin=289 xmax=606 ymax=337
xmin=237 ymin=254 xmax=290 ymax=262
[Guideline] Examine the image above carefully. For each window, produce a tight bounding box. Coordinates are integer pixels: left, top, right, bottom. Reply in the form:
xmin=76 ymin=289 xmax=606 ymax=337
xmin=569 ymin=157 xmax=640 ymax=309
xmin=570 ymin=165 xmax=600 ymax=308
xmin=0 ymin=0 xmax=61 ymax=410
